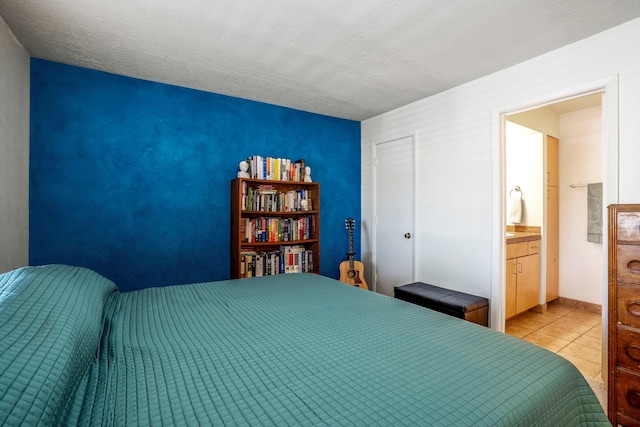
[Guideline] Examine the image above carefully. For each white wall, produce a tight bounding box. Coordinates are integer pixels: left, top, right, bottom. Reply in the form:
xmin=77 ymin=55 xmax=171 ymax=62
xmin=361 ymin=17 xmax=640 ymax=326
xmin=505 ymin=121 xmax=543 ymax=226
xmin=559 ymin=106 xmax=603 ymax=304
xmin=0 ymin=15 xmax=30 ymax=273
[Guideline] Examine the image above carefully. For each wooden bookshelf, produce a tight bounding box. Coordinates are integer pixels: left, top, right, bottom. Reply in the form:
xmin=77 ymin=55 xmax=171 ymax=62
xmin=230 ymin=178 xmax=320 ymax=278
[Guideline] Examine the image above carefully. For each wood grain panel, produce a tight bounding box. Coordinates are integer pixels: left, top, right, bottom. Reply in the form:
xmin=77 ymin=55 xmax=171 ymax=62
xmin=618 ymin=212 xmax=640 ymax=243
xmin=506 ymin=242 xmax=528 ymax=259
xmin=618 ymin=326 xmax=640 ymax=371
xmin=618 ymin=245 xmax=640 ymax=285
xmin=618 ymin=286 xmax=640 ymax=329
xmin=616 ymin=370 xmax=640 ymax=422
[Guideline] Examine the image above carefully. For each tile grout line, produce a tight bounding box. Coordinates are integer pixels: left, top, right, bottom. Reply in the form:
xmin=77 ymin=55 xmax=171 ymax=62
xmin=505 ymin=305 xmax=602 ymax=379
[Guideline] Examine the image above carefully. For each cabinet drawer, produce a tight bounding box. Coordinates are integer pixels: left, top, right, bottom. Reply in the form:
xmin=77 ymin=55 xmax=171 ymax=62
xmin=618 ymin=212 xmax=640 ymax=243
xmin=616 ymin=369 xmax=640 ymax=422
xmin=506 ymin=242 xmax=528 ymax=259
xmin=527 ymin=240 xmax=540 ymax=255
xmin=619 ymin=326 xmax=640 ymax=371
xmin=618 ymin=244 xmax=640 ymax=285
xmin=618 ymin=286 xmax=640 ymax=329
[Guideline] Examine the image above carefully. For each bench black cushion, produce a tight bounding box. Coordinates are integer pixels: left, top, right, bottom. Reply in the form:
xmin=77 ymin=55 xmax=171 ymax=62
xmin=394 ymin=282 xmax=489 ymax=326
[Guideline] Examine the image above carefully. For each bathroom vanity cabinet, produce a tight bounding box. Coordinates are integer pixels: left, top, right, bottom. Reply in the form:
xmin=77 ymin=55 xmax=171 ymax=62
xmin=506 ymin=239 xmax=540 ymax=318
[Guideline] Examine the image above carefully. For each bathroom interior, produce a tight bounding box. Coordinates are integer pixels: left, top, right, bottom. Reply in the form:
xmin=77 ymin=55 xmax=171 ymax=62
xmin=503 ymin=93 xmax=604 ymax=383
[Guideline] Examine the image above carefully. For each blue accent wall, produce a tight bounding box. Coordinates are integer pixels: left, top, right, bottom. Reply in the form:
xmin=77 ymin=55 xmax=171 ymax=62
xmin=30 ymin=59 xmax=361 ymax=291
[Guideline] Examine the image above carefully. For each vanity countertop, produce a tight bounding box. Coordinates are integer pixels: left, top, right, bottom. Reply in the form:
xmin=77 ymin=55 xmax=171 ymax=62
xmin=506 ymin=232 xmax=541 ymax=244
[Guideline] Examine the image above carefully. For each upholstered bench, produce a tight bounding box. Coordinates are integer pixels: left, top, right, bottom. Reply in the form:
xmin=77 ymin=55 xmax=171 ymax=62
xmin=394 ymin=282 xmax=489 ymax=326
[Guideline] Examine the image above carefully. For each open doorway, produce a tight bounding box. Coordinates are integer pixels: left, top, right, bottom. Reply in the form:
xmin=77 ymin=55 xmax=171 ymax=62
xmin=491 ymin=76 xmax=619 ymax=399
xmin=503 ymin=94 xmax=604 ymax=381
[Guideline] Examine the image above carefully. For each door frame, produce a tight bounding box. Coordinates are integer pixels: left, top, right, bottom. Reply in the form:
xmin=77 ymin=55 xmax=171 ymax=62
xmin=491 ymin=76 xmax=619 ymax=377
xmin=371 ymin=132 xmax=418 ymax=293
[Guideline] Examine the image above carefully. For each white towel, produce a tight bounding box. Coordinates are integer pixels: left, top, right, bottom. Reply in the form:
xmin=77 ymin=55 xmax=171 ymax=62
xmin=508 ymin=192 xmax=522 ymax=224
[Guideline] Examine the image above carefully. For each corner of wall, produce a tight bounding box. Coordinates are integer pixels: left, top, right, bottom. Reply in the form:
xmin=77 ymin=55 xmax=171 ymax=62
xmin=0 ymin=15 xmax=30 ymax=273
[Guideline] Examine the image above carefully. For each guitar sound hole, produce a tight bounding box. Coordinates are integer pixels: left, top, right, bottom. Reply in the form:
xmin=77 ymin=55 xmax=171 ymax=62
xmin=628 ymin=260 xmax=640 ymax=273
xmin=348 ymin=270 xmax=356 ymax=279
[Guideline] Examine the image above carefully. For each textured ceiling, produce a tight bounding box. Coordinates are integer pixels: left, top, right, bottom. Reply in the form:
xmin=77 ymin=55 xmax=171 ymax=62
xmin=2 ymin=1 xmax=640 ymax=121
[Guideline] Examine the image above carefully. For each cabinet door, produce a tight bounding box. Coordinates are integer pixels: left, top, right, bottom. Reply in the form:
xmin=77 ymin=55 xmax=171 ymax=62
xmin=547 ymin=136 xmax=559 ymax=187
xmin=516 ymin=254 xmax=540 ymax=313
xmin=546 ymin=186 xmax=559 ymax=301
xmin=506 ymin=259 xmax=517 ymax=318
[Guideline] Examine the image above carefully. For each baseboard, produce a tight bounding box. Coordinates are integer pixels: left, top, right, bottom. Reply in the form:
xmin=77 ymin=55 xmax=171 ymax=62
xmin=554 ymin=297 xmax=602 ymax=314
xmin=530 ymin=303 xmax=547 ymax=314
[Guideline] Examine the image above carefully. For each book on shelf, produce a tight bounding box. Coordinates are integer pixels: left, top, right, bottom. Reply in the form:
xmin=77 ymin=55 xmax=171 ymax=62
xmin=238 ymin=246 xmax=313 ymax=277
xmin=232 ymin=171 xmax=319 ymax=279
xmin=280 ymin=245 xmax=311 ymax=274
xmin=241 ymin=186 xmax=312 ymax=212
xmin=294 ymin=159 xmax=306 ymax=182
xmin=243 ymin=156 xmax=310 ymax=182
xmin=241 ymin=216 xmax=315 ymax=243
xmin=255 ymin=253 xmax=264 ymax=277
xmin=240 ymin=253 xmax=245 ymax=278
xmin=240 ymin=250 xmax=257 ymax=278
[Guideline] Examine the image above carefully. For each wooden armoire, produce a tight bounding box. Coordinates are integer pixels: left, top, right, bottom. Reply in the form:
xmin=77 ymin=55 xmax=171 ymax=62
xmin=608 ymin=204 xmax=640 ymax=426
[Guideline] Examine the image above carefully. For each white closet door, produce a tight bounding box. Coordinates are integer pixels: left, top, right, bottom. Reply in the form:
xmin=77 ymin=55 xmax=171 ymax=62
xmin=373 ymin=135 xmax=415 ymax=296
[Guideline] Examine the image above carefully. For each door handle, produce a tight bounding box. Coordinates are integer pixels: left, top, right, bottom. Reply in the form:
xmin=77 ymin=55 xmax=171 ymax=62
xmin=404 ymin=233 xmax=412 ymax=239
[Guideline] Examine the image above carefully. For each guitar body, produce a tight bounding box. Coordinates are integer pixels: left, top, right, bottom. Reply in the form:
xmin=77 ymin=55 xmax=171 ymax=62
xmin=338 ymin=218 xmax=369 ymax=290
xmin=339 ymin=260 xmax=368 ymax=290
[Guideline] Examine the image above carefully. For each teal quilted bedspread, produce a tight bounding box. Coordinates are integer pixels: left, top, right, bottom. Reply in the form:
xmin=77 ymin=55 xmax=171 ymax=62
xmin=0 ymin=265 xmax=117 ymax=425
xmin=2 ymin=266 xmax=608 ymax=426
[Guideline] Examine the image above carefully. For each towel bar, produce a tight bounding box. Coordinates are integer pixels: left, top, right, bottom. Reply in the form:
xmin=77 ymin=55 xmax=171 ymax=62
xmin=509 ymin=186 xmax=523 ymax=197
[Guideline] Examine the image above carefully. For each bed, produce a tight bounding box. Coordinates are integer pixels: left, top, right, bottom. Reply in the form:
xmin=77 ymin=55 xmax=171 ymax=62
xmin=1 ymin=264 xmax=608 ymax=425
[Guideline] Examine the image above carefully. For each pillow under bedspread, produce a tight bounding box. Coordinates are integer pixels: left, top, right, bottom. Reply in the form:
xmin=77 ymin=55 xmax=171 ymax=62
xmin=0 ymin=265 xmax=117 ymax=426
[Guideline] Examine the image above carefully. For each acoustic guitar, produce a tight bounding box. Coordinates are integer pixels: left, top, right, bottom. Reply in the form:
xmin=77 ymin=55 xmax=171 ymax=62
xmin=339 ymin=218 xmax=368 ymax=290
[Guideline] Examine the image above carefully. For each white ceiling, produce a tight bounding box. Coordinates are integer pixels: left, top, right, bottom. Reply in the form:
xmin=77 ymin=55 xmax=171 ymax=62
xmin=2 ymin=1 xmax=640 ymax=121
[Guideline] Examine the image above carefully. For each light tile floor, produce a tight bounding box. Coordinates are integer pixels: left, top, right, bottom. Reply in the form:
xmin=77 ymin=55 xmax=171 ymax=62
xmin=505 ymin=302 xmax=603 ymax=379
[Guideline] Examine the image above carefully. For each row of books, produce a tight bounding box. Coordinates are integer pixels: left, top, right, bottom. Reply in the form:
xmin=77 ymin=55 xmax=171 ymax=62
xmin=241 ymin=216 xmax=316 ymax=243
xmin=241 ymin=182 xmax=312 ymax=212
xmin=240 ymin=246 xmax=314 ymax=277
xmin=247 ymin=156 xmax=308 ymax=182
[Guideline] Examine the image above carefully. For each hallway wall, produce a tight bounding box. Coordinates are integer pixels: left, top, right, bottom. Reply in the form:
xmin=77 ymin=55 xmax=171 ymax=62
xmin=559 ymin=106 xmax=603 ymax=304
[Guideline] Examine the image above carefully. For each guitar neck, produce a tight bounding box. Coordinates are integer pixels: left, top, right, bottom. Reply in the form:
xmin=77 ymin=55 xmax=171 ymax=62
xmin=348 ymin=227 xmax=355 ymax=268
xmin=340 ymin=218 xmax=368 ymax=290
